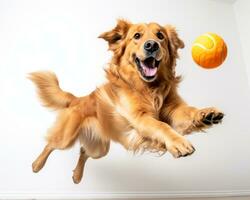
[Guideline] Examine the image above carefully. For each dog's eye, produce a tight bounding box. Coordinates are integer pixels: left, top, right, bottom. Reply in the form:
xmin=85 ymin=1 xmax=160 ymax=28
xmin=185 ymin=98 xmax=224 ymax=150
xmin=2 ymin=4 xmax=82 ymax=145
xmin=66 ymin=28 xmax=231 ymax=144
xmin=156 ymin=32 xmax=164 ymax=40
xmin=134 ymin=33 xmax=141 ymax=40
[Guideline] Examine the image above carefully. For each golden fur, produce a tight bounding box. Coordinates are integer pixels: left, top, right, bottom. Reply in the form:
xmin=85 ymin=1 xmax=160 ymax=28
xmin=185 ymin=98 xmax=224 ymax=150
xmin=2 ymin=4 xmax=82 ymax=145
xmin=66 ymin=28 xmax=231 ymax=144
xmin=29 ymin=20 xmax=224 ymax=184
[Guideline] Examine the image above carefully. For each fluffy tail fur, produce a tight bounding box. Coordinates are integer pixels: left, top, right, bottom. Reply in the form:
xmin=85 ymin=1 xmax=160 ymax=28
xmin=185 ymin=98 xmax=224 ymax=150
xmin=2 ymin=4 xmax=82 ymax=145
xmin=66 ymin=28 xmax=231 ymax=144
xmin=28 ymin=71 xmax=76 ymax=110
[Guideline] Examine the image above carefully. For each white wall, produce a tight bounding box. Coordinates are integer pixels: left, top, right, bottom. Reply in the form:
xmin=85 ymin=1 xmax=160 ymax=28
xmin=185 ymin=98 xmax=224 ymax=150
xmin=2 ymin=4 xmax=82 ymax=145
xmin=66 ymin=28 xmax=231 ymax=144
xmin=0 ymin=0 xmax=250 ymax=199
xmin=234 ymin=0 xmax=250 ymax=86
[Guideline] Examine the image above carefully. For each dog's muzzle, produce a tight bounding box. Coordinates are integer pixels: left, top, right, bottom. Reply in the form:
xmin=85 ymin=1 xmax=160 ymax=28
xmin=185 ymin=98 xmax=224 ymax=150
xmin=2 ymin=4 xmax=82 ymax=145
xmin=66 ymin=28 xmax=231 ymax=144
xmin=135 ymin=56 xmax=160 ymax=82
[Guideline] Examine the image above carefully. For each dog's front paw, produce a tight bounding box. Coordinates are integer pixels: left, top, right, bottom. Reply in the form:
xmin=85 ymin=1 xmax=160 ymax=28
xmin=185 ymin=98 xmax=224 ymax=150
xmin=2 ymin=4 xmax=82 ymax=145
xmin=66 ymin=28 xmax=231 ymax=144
xmin=194 ymin=107 xmax=224 ymax=127
xmin=166 ymin=136 xmax=195 ymax=158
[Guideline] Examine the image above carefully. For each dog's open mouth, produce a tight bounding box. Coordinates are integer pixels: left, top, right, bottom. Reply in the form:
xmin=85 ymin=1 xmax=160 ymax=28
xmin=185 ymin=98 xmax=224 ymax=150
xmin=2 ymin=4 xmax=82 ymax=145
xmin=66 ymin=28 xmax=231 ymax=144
xmin=135 ymin=57 xmax=160 ymax=82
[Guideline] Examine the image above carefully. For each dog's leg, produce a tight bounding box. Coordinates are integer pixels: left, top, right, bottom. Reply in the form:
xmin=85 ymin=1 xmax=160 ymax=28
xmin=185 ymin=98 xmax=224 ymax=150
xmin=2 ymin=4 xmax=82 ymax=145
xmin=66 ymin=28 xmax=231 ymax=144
xmin=116 ymin=94 xmax=195 ymax=158
xmin=32 ymin=109 xmax=82 ymax=173
xmin=72 ymin=147 xmax=89 ymax=184
xmin=32 ymin=144 xmax=54 ymax=173
xmin=170 ymin=106 xmax=224 ymax=135
xmin=161 ymin=96 xmax=224 ymax=135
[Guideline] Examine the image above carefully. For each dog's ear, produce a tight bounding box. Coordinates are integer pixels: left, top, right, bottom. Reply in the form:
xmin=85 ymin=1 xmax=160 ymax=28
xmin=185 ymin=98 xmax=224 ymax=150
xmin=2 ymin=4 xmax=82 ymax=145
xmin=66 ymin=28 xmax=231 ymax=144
xmin=99 ymin=19 xmax=131 ymax=51
xmin=165 ymin=25 xmax=184 ymax=58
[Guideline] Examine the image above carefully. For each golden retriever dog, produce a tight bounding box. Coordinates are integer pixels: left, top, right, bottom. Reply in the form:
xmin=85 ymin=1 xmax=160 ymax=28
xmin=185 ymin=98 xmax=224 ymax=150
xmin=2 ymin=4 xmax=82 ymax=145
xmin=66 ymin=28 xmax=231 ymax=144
xmin=29 ymin=19 xmax=224 ymax=184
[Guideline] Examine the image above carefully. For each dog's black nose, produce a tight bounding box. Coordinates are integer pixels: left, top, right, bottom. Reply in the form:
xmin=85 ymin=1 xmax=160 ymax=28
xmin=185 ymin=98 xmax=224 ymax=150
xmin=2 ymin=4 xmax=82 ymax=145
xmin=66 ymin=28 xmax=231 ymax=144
xmin=144 ymin=40 xmax=159 ymax=53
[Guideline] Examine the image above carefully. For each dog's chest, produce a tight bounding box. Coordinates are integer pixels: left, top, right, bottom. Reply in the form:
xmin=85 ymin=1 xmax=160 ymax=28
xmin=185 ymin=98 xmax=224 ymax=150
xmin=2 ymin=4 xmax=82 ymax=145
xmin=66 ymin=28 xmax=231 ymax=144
xmin=143 ymin=89 xmax=166 ymax=116
xmin=151 ymin=94 xmax=164 ymax=113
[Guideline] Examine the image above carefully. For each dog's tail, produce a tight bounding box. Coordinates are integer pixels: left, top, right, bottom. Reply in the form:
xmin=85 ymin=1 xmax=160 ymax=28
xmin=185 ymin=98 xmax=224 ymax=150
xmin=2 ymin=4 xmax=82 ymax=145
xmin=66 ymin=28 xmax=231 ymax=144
xmin=28 ymin=71 xmax=76 ymax=110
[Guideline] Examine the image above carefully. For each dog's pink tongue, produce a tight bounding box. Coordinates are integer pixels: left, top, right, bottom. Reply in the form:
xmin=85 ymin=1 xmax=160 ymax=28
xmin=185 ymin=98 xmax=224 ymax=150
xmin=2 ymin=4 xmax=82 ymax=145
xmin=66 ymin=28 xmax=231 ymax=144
xmin=142 ymin=65 xmax=157 ymax=76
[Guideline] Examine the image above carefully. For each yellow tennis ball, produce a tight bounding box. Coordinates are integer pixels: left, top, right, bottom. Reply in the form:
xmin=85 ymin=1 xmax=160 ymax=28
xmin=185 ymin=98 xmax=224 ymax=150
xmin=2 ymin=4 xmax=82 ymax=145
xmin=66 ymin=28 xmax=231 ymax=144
xmin=192 ymin=33 xmax=227 ymax=69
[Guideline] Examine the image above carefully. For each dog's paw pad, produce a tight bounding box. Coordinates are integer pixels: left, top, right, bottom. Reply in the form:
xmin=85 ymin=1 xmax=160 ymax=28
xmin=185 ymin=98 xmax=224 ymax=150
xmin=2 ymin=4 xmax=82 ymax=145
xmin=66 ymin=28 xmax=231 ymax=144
xmin=196 ymin=108 xmax=224 ymax=127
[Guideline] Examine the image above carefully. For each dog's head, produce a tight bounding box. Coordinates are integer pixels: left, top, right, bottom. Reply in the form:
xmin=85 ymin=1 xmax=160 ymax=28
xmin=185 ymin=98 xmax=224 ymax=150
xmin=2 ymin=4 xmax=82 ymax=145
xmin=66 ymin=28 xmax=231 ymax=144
xmin=99 ymin=19 xmax=184 ymax=83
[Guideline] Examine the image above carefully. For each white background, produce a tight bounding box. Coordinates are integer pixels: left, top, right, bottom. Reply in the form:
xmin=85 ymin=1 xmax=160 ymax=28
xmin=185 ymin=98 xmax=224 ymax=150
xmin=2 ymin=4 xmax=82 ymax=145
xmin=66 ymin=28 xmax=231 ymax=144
xmin=234 ymin=0 xmax=250 ymax=85
xmin=0 ymin=0 xmax=250 ymax=198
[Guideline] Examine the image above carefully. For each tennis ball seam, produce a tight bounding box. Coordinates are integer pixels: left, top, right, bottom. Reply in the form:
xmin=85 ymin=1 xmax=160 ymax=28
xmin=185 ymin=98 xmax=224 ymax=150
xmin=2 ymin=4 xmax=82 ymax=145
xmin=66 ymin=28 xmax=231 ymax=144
xmin=192 ymin=33 xmax=216 ymax=51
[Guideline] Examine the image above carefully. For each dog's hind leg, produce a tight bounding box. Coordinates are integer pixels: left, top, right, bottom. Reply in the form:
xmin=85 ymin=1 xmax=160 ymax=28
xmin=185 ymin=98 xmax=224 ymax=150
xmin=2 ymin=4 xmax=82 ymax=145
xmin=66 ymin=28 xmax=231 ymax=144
xmin=32 ymin=109 xmax=82 ymax=173
xmin=70 ymin=117 xmax=110 ymax=183
xmin=72 ymin=147 xmax=89 ymax=184
xmin=32 ymin=144 xmax=54 ymax=173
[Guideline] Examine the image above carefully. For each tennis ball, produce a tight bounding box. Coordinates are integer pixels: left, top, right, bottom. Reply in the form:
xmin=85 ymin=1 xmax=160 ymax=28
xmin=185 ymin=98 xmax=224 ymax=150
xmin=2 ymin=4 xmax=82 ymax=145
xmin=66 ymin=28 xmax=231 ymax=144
xmin=192 ymin=33 xmax=227 ymax=69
